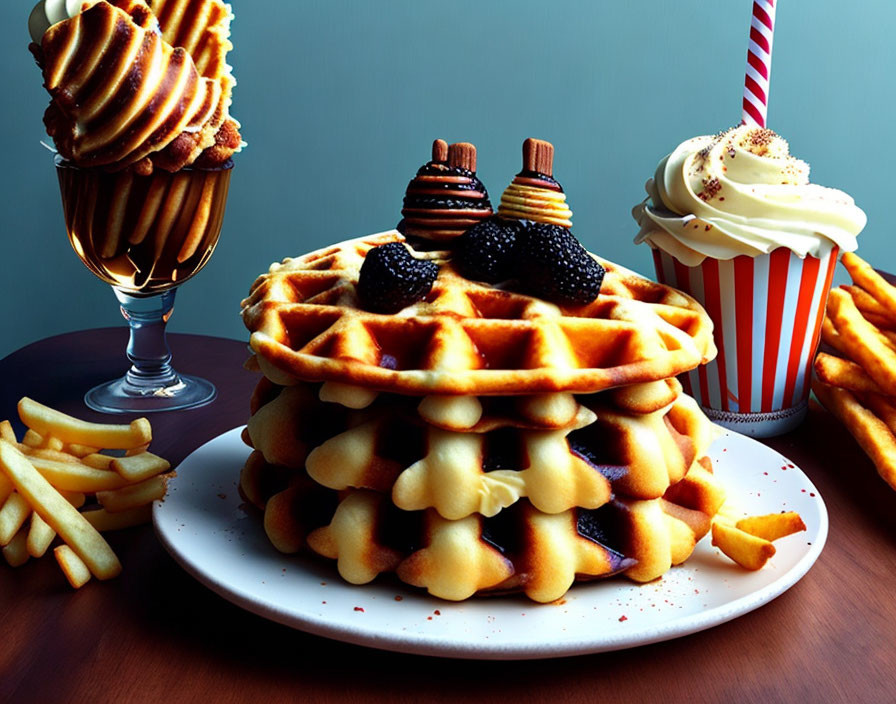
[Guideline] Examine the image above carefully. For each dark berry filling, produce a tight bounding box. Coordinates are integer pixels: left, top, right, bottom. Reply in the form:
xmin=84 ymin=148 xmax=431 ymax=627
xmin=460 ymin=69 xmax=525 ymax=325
xmin=454 ymin=216 xmax=522 ymax=284
xmin=356 ymin=242 xmax=439 ymax=314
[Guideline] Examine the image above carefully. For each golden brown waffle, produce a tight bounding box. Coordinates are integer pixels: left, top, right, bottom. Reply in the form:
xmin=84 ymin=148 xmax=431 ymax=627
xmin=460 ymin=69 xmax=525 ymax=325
xmin=241 ymin=232 xmax=717 ymax=396
xmin=36 ymin=0 xmax=238 ymax=172
xmin=241 ymin=453 xmax=724 ymax=602
xmin=244 ymin=378 xmax=720 ymax=519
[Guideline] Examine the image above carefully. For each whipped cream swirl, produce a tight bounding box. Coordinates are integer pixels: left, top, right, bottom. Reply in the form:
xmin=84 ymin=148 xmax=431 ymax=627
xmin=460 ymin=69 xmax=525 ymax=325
xmin=633 ymin=125 xmax=866 ymax=265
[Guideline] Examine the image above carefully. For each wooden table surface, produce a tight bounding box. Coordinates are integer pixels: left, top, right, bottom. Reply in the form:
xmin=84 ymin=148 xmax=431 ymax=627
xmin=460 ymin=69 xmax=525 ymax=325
xmin=1 ymin=329 xmax=894 ymax=703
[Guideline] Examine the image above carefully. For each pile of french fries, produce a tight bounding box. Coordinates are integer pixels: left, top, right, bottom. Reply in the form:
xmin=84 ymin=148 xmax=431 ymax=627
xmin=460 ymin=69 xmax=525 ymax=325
xmin=813 ymin=251 xmax=896 ymax=491
xmin=0 ymin=397 xmax=171 ymax=588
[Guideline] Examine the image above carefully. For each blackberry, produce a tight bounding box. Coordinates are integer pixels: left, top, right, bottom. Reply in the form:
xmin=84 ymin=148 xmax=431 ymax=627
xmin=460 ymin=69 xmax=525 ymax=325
xmin=513 ymin=223 xmax=605 ymax=306
xmin=453 ymin=217 xmax=522 ymax=283
xmin=356 ymin=242 xmax=439 ymax=314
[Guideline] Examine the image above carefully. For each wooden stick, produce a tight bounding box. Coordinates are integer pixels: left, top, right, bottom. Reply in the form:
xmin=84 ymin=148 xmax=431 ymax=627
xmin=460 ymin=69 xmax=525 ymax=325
xmin=522 ymin=138 xmax=554 ymax=176
xmin=431 ymin=139 xmax=448 ymax=163
xmin=448 ymin=142 xmax=476 ymax=171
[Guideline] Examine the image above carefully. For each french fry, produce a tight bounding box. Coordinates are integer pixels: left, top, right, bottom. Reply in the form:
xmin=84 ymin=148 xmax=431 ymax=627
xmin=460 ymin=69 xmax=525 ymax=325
xmin=812 ymin=380 xmax=896 ymax=490
xmin=60 ymin=491 xmax=87 ymax=509
xmin=21 ymin=429 xmax=43 ymax=447
xmin=97 ymin=474 xmax=169 ymax=513
xmin=827 ymin=288 xmax=896 ymax=397
xmin=0 ymin=472 xmax=12 ymax=505
xmin=821 ymin=316 xmax=849 ymax=358
xmin=814 ymin=352 xmax=883 ymax=394
xmin=841 ymin=252 xmax=896 ymax=316
xmin=81 ymin=505 xmax=152 ymax=532
xmin=0 ymin=441 xmax=121 ymax=580
xmin=46 ymin=437 xmax=64 ymax=451
xmin=736 ymin=512 xmax=807 ymax=542
xmin=64 ymin=443 xmax=100 ymax=458
xmin=54 ymin=545 xmax=92 ymax=589
xmin=863 ymin=313 xmax=896 ymax=333
xmin=27 ymin=512 xmax=56 ymax=558
xmin=711 ymin=521 xmax=776 ymax=571
xmin=0 ymin=493 xmax=32 ymax=546
xmin=0 ymin=421 xmax=16 ymax=444
xmin=843 ymin=284 xmax=896 ymax=322
xmin=17 ymin=397 xmax=151 ymax=450
xmin=110 ymin=452 xmax=170 ymax=482
xmin=22 ymin=447 xmax=83 ymax=464
xmin=81 ymin=453 xmax=115 ymax=470
xmin=27 ymin=455 xmax=129 ymax=493
xmin=25 ymin=491 xmax=85 ymax=558
xmin=22 ymin=429 xmax=66 ymax=451
xmin=3 ymin=525 xmax=30 ymax=567
xmin=858 ymin=392 xmax=896 ymax=437
xmin=125 ymin=444 xmax=151 ymax=457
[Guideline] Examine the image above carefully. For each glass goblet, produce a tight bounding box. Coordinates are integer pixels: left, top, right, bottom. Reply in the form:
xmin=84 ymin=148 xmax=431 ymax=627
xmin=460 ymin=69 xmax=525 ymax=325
xmin=55 ymin=156 xmax=232 ymax=413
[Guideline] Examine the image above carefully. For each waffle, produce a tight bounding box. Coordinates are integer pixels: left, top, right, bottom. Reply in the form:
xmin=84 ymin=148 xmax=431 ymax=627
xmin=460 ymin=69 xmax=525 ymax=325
xmin=241 ymin=231 xmax=717 ymax=396
xmin=35 ymin=0 xmax=238 ymax=172
xmin=245 ymin=377 xmax=603 ymax=466
xmin=244 ymin=378 xmax=719 ymax=519
xmin=242 ymin=453 xmax=723 ymax=602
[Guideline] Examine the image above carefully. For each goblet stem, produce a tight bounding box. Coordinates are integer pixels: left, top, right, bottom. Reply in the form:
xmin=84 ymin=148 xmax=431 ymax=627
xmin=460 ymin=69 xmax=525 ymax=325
xmin=83 ymin=287 xmax=217 ymax=413
xmin=117 ymin=288 xmax=181 ymax=393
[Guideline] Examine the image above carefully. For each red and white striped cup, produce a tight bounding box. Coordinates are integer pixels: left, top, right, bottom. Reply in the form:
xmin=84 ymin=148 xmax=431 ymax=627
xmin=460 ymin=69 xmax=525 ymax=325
xmin=652 ymin=246 xmax=838 ymax=437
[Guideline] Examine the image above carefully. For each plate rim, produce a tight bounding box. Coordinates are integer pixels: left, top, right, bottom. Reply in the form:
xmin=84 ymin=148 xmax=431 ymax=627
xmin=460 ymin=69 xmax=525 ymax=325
xmin=153 ymin=426 xmax=828 ymax=660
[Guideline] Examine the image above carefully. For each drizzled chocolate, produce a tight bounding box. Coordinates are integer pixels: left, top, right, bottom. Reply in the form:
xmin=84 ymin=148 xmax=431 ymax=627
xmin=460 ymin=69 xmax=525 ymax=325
xmin=397 ymin=139 xmax=493 ymax=244
xmin=498 ymin=138 xmax=573 ymax=228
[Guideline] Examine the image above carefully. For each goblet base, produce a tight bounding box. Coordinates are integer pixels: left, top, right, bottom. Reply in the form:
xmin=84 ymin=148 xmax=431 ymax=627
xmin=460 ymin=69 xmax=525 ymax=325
xmin=84 ymin=373 xmax=217 ymax=414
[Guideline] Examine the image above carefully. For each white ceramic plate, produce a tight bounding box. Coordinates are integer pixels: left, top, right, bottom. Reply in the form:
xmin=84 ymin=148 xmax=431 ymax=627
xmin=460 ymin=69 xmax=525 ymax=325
xmin=153 ymin=427 xmax=827 ymax=660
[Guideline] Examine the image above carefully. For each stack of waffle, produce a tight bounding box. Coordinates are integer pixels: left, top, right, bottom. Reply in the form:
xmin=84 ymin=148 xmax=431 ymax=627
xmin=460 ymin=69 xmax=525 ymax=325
xmin=239 ymin=223 xmax=725 ymax=602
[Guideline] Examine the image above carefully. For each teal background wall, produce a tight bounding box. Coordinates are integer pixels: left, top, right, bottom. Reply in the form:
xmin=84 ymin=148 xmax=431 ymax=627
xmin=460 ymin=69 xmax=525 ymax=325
xmin=1 ymin=0 xmax=891 ymax=359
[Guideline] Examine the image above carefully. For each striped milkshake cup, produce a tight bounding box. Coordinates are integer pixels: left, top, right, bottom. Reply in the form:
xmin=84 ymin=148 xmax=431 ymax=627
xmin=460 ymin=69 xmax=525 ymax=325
xmin=652 ymin=247 xmax=839 ymax=437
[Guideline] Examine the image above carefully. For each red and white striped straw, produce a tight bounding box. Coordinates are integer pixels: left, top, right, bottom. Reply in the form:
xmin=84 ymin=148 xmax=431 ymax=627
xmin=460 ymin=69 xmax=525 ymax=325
xmin=742 ymin=0 xmax=777 ymax=127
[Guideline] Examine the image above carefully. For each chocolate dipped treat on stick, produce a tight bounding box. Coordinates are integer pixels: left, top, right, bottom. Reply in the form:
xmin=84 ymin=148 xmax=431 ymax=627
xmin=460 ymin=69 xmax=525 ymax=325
xmin=498 ymin=138 xmax=573 ymax=228
xmin=397 ymin=139 xmax=493 ymax=245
